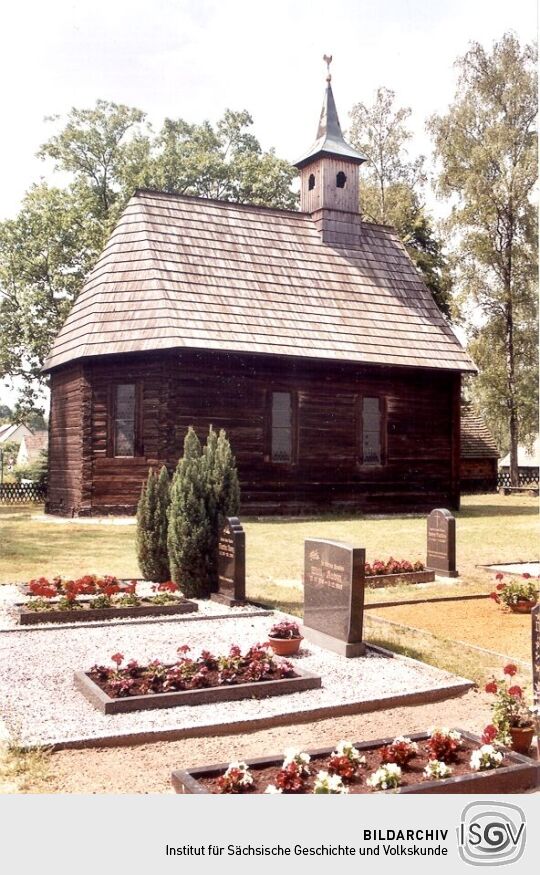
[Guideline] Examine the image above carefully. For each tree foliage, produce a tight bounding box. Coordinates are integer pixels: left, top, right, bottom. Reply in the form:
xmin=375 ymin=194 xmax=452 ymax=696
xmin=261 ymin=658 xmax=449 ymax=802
xmin=349 ymin=87 xmax=452 ymax=315
xmin=429 ymin=33 xmax=538 ymax=479
xmin=202 ymin=427 xmax=241 ymax=591
xmin=0 ymin=102 xmax=297 ymax=409
xmin=167 ymin=428 xmax=212 ymax=597
xmin=136 ymin=466 xmax=171 ymax=583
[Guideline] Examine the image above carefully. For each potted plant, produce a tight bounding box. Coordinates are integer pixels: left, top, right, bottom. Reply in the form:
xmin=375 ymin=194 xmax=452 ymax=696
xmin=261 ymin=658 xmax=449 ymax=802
xmin=267 ymin=620 xmax=303 ymax=656
xmin=490 ymin=573 xmax=539 ymax=613
xmin=482 ymin=663 xmax=537 ymax=755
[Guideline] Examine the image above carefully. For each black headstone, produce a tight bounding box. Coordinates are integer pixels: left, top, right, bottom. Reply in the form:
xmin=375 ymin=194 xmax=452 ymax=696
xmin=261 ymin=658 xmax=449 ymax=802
xmin=302 ymin=539 xmax=365 ymax=657
xmin=211 ymin=517 xmax=246 ymax=607
xmin=426 ymin=508 xmax=458 ymax=577
xmin=532 ymin=605 xmax=540 ymax=708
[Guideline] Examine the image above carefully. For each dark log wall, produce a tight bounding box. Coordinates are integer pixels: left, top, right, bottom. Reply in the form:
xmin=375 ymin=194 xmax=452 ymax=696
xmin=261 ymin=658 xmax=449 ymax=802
xmin=46 ymin=365 xmax=86 ymax=515
xmin=460 ymin=458 xmax=497 ymax=493
xmin=46 ymin=350 xmax=461 ymax=516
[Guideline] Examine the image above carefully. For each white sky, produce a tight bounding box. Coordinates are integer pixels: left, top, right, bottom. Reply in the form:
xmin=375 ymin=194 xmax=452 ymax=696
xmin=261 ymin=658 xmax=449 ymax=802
xmin=0 ymin=0 xmax=537 ymax=406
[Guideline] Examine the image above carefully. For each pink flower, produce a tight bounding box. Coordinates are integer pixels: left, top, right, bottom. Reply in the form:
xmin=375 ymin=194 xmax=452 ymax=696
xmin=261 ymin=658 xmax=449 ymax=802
xmin=177 ymin=644 xmax=191 ymax=655
xmin=503 ymin=664 xmax=518 ymax=677
xmin=111 ymin=652 xmax=124 ymax=667
xmin=481 ymin=724 xmax=498 ymax=744
xmin=508 ymin=685 xmax=523 ymax=699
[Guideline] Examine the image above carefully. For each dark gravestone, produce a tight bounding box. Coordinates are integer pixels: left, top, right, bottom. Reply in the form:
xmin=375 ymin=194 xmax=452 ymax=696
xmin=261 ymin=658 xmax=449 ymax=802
xmin=211 ymin=517 xmax=246 ymax=607
xmin=426 ymin=508 xmax=458 ymax=577
xmin=532 ymin=606 xmax=540 ymax=741
xmin=302 ymin=539 xmax=365 ymax=657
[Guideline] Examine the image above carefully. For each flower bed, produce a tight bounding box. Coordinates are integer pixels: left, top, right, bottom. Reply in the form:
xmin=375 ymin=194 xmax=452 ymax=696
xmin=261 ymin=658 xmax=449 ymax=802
xmin=15 ymin=576 xmax=197 ymax=624
xmin=365 ymin=559 xmax=434 ymax=588
xmin=75 ymin=644 xmax=321 ymax=714
xmin=171 ymin=729 xmax=539 ymax=795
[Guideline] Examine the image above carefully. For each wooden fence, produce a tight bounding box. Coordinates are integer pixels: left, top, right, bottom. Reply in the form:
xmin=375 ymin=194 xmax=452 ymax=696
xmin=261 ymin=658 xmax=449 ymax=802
xmin=0 ymin=482 xmax=47 ymax=504
xmin=497 ymin=471 xmax=540 ymax=488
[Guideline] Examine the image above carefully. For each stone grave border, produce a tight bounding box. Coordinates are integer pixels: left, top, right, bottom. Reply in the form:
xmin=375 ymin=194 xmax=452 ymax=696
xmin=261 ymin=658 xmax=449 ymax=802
xmin=171 ymin=729 xmax=539 ymax=795
xmin=74 ymin=665 xmax=322 ymax=715
xmin=14 ymin=599 xmax=198 ymax=625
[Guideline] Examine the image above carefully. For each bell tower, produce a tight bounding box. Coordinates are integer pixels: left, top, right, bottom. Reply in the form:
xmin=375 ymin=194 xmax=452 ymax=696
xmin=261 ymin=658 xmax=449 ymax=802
xmin=294 ymin=56 xmax=366 ymax=246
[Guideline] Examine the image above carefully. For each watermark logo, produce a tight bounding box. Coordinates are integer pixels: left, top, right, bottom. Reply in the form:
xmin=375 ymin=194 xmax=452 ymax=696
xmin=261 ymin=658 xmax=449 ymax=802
xmin=457 ymin=801 xmax=526 ymax=866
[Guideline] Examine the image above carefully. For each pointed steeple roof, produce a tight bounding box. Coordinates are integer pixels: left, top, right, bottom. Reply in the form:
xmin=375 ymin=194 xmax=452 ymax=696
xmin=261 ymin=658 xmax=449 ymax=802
xmin=294 ymin=77 xmax=367 ymax=170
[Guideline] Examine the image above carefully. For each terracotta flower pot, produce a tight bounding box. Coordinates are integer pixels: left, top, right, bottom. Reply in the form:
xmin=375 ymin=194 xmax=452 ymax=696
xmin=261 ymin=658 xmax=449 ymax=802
xmin=509 ymin=599 xmax=537 ymax=614
xmin=509 ymin=725 xmax=535 ymax=755
xmin=267 ymin=636 xmax=303 ymax=656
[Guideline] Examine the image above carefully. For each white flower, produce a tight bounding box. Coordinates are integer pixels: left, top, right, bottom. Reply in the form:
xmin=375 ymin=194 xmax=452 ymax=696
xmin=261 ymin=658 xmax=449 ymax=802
xmin=313 ymin=770 xmax=349 ymax=794
xmin=392 ymin=735 xmax=419 ymax=752
xmin=423 ymin=759 xmax=452 ymax=780
xmin=429 ymin=727 xmax=462 ymax=742
xmin=470 ymin=745 xmax=504 ymax=772
xmin=223 ymin=761 xmax=253 ymax=786
xmin=282 ymin=747 xmax=311 ymax=775
xmin=264 ymin=784 xmax=283 ymax=794
xmin=333 ymin=740 xmax=366 ymax=765
xmin=367 ymin=763 xmax=402 ymax=790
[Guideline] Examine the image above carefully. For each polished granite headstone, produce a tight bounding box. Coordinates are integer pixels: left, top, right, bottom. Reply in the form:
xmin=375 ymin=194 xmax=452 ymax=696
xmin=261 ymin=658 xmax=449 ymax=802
xmin=211 ymin=517 xmax=246 ymax=607
xmin=533 ymin=605 xmax=539 ymax=708
xmin=302 ymin=538 xmax=365 ymax=657
xmin=426 ymin=508 xmax=458 ymax=577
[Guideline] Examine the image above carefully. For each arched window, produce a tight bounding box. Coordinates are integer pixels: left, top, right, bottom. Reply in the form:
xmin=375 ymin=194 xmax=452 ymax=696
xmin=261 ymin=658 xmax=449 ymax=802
xmin=308 ymin=173 xmax=315 ymax=191
xmin=336 ymin=171 xmax=347 ymax=188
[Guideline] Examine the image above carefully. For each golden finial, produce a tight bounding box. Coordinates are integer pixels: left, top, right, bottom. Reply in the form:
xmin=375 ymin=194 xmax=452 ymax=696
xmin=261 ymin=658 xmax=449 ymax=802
xmin=323 ymin=54 xmax=333 ymax=82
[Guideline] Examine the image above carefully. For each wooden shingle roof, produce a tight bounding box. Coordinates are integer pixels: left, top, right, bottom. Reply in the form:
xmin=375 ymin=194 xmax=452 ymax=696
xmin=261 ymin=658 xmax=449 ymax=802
xmin=43 ymin=189 xmax=476 ymax=373
xmin=461 ymin=409 xmax=499 ymax=459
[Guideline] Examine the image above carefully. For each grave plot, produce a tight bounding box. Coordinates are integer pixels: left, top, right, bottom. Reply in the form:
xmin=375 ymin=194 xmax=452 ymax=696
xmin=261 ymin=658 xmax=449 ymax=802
xmin=172 ymin=729 xmax=539 ymax=795
xmin=0 ymin=612 xmax=473 ymax=748
xmin=372 ymin=597 xmax=533 ymax=662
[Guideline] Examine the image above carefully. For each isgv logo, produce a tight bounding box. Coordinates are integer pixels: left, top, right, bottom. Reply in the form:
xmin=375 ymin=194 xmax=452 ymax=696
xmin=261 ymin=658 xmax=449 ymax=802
xmin=457 ymin=801 xmax=526 ymax=866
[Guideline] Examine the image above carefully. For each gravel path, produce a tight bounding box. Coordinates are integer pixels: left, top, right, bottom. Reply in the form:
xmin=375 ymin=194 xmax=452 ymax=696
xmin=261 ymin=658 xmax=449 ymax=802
xmin=41 ymin=691 xmax=498 ymax=794
xmin=0 ymin=612 xmax=472 ymax=747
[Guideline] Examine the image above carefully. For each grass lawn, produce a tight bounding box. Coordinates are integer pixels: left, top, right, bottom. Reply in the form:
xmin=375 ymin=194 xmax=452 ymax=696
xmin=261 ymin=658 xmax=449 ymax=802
xmin=0 ymin=494 xmax=537 ymax=685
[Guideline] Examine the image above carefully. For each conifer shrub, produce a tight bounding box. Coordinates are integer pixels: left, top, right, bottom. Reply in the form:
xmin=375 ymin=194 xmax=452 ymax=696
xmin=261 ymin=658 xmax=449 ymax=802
xmin=136 ymin=465 xmax=171 ymax=582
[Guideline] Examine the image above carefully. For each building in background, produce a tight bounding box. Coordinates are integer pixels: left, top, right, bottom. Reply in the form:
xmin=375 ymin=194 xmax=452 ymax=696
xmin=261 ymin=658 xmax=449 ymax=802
xmin=460 ymin=408 xmax=499 ymax=493
xmin=43 ymin=72 xmax=475 ymax=517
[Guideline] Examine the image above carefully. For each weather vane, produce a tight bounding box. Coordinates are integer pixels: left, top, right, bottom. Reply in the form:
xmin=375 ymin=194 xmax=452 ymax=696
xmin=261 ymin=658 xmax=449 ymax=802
xmin=323 ymin=54 xmax=333 ymax=82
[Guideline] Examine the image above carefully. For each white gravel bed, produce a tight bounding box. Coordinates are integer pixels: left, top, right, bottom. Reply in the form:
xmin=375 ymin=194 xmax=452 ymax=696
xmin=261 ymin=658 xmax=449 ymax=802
xmin=0 ymin=612 xmax=473 ymax=747
xmin=0 ymin=585 xmax=266 ymax=631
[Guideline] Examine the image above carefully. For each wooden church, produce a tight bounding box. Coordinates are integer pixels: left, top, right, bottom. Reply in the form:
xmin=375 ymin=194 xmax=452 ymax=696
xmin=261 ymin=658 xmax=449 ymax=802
xmin=44 ymin=69 xmax=475 ymax=517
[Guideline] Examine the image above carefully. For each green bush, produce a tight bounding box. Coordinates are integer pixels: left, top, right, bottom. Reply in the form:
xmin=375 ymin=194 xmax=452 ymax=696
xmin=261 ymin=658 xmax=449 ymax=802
xmin=167 ymin=426 xmax=241 ymax=598
xmin=136 ymin=465 xmax=171 ymax=582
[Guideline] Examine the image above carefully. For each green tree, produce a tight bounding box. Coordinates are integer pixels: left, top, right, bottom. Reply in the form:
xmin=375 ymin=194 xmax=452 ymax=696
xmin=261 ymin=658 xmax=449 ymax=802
xmin=0 ymin=102 xmax=297 ymax=410
xmin=202 ymin=427 xmax=241 ymax=590
xmin=136 ymin=466 xmax=171 ymax=582
xmin=349 ymin=87 xmax=452 ymax=315
xmin=429 ymin=34 xmax=538 ymax=483
xmin=167 ymin=428 xmax=212 ymax=597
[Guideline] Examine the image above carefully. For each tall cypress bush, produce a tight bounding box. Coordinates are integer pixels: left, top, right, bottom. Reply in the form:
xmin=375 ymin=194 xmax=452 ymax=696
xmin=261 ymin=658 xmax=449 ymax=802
xmin=136 ymin=465 xmax=171 ymax=582
xmin=202 ymin=426 xmax=241 ymax=591
xmin=167 ymin=427 xmax=212 ymax=597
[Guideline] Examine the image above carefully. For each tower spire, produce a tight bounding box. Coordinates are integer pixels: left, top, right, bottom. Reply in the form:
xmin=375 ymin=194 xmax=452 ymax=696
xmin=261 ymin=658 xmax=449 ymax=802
xmin=294 ymin=58 xmax=366 ymax=170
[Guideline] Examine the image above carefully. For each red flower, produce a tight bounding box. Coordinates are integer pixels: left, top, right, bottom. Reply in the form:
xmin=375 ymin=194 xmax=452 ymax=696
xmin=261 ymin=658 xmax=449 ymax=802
xmin=508 ymin=685 xmax=523 ymax=698
xmin=111 ymin=652 xmax=124 ymax=667
xmin=495 ymin=573 xmax=504 ymax=581
xmin=177 ymin=644 xmax=191 ymax=655
xmin=489 ymin=592 xmax=500 ymax=603
xmin=496 ymin=583 xmax=505 ymax=591
xmin=522 ymin=572 xmax=531 ymax=579
xmin=481 ymin=724 xmax=498 ymax=744
xmin=503 ymin=664 xmax=518 ymax=677
xmin=485 ymin=681 xmax=498 ymax=694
